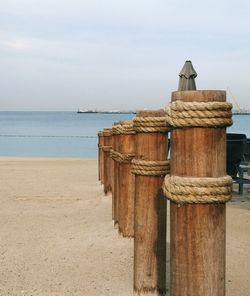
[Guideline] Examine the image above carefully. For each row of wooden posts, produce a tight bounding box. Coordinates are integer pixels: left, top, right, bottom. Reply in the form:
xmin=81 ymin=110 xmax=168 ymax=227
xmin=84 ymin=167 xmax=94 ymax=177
xmin=97 ymin=90 xmax=232 ymax=296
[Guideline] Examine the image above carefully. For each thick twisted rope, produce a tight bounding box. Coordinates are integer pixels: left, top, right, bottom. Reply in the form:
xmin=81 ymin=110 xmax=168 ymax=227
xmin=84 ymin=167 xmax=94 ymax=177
xmin=162 ymin=174 xmax=232 ymax=204
xmin=112 ymin=123 xmax=135 ymax=135
xmin=132 ymin=159 xmax=170 ymax=176
xmin=112 ymin=124 xmax=122 ymax=135
xmin=133 ymin=117 xmax=170 ymax=133
xmin=102 ymin=128 xmax=113 ymax=137
xmin=165 ymin=100 xmax=233 ymax=128
xmin=110 ymin=150 xmax=135 ymax=163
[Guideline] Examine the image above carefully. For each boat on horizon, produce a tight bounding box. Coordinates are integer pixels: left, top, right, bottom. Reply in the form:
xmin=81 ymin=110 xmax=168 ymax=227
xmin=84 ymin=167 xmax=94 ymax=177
xmin=77 ymin=109 xmax=98 ymax=113
xmin=77 ymin=109 xmax=136 ymax=114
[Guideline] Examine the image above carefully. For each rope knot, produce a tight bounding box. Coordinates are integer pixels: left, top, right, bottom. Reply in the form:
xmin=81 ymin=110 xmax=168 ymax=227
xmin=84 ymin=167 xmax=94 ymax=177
xmin=110 ymin=150 xmax=135 ymax=163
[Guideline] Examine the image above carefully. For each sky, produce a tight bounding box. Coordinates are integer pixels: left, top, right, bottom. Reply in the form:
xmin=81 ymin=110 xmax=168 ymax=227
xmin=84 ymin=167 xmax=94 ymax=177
xmin=0 ymin=0 xmax=250 ymax=111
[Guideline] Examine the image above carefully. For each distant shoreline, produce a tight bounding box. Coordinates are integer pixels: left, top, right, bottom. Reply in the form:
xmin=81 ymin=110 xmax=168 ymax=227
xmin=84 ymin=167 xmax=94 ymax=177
xmin=77 ymin=109 xmax=250 ymax=115
xmin=232 ymin=112 xmax=250 ymax=115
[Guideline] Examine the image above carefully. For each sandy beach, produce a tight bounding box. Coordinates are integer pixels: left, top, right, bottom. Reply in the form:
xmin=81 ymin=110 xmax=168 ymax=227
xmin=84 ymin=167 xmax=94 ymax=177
xmin=0 ymin=158 xmax=249 ymax=296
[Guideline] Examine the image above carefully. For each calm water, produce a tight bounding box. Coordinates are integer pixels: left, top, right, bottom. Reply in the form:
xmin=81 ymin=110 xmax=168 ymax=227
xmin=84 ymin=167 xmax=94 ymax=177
xmin=0 ymin=112 xmax=249 ymax=158
xmin=0 ymin=112 xmax=134 ymax=158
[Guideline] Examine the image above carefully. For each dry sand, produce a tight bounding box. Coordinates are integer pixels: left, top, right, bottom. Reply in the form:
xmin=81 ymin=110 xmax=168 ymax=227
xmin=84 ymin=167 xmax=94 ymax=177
xmin=0 ymin=158 xmax=249 ymax=296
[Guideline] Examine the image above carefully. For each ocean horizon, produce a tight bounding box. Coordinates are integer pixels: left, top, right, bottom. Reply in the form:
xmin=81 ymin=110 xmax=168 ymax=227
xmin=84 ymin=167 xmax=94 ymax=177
xmin=0 ymin=111 xmax=249 ymax=158
xmin=0 ymin=111 xmax=134 ymax=158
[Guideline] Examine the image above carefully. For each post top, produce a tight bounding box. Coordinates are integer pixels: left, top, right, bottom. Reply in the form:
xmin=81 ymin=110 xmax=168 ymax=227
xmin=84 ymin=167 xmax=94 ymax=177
xmin=102 ymin=128 xmax=113 ymax=136
xmin=172 ymin=90 xmax=226 ymax=102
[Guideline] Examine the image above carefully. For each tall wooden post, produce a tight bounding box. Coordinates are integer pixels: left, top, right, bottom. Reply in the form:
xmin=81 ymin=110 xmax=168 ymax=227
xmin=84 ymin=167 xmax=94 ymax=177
xmin=133 ymin=111 xmax=168 ymax=295
xmin=117 ymin=121 xmax=135 ymax=237
xmin=112 ymin=122 xmax=121 ymax=228
xmin=169 ymin=91 xmax=230 ymax=296
xmin=102 ymin=128 xmax=113 ymax=195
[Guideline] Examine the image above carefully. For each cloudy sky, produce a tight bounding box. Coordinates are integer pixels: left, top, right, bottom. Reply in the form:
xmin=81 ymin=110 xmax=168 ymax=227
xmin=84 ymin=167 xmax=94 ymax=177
xmin=0 ymin=0 xmax=250 ymax=111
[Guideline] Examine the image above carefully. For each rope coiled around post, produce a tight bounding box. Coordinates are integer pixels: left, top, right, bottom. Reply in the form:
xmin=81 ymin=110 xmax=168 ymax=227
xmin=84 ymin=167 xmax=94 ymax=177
xmin=112 ymin=124 xmax=122 ymax=135
xmin=110 ymin=150 xmax=135 ymax=163
xmin=112 ymin=124 xmax=135 ymax=135
xmin=162 ymin=174 xmax=232 ymax=204
xmin=102 ymin=128 xmax=113 ymax=137
xmin=133 ymin=117 xmax=170 ymax=133
xmin=132 ymin=159 xmax=170 ymax=176
xmin=165 ymin=100 xmax=233 ymax=128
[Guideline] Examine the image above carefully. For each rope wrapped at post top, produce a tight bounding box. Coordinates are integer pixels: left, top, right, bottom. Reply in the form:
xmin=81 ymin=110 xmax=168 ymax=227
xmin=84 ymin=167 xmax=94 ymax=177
xmin=162 ymin=174 xmax=232 ymax=204
xmin=112 ymin=124 xmax=122 ymax=135
xmin=165 ymin=100 xmax=233 ymax=128
xmin=132 ymin=159 xmax=170 ymax=176
xmin=102 ymin=128 xmax=113 ymax=136
xmin=110 ymin=150 xmax=135 ymax=163
xmin=112 ymin=123 xmax=135 ymax=135
xmin=133 ymin=116 xmax=170 ymax=133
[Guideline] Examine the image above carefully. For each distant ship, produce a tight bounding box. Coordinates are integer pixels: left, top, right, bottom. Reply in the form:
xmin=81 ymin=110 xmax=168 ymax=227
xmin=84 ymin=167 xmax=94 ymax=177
xmin=77 ymin=109 xmax=136 ymax=114
xmin=77 ymin=109 xmax=98 ymax=113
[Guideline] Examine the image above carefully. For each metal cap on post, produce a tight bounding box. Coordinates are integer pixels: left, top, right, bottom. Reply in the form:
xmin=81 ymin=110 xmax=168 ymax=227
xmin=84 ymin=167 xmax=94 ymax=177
xmin=178 ymin=60 xmax=197 ymax=91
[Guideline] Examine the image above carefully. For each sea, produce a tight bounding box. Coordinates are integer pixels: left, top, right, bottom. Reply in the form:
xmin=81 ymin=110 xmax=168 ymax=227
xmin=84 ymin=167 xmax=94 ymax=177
xmin=0 ymin=112 xmax=134 ymax=158
xmin=0 ymin=112 xmax=249 ymax=158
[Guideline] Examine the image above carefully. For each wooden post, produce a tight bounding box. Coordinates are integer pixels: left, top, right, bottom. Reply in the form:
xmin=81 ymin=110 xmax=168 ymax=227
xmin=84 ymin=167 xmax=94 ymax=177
xmin=117 ymin=121 xmax=135 ymax=237
xmin=110 ymin=129 xmax=114 ymax=197
xmin=133 ymin=111 xmax=168 ymax=295
xmin=103 ymin=128 xmax=113 ymax=195
xmin=170 ymin=91 xmax=228 ymax=296
xmin=98 ymin=131 xmax=102 ymax=181
xmin=99 ymin=131 xmax=104 ymax=184
xmin=111 ymin=122 xmax=120 ymax=221
xmin=112 ymin=122 xmax=121 ymax=228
